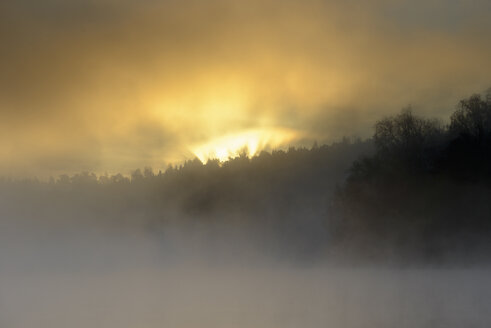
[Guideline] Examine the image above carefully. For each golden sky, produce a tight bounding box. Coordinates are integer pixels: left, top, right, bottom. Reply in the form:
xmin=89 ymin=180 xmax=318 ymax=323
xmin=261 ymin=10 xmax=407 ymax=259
xmin=1 ymin=0 xmax=490 ymax=176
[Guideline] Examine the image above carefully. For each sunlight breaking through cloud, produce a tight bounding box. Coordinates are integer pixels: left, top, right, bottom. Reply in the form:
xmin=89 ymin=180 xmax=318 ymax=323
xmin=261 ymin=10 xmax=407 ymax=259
xmin=191 ymin=128 xmax=299 ymax=162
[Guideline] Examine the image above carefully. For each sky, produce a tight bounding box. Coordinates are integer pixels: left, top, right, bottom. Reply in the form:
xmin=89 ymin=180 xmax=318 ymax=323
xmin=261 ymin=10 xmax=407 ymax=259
xmin=1 ymin=0 xmax=490 ymax=177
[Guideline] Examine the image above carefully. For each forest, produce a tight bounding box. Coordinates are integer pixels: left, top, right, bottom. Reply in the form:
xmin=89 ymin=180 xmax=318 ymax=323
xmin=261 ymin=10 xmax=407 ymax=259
xmin=1 ymin=90 xmax=490 ymax=264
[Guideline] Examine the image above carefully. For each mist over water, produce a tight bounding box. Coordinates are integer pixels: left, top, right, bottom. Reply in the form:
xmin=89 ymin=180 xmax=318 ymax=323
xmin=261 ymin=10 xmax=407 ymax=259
xmin=0 ymin=0 xmax=490 ymax=322
xmin=2 ymin=210 xmax=491 ymax=328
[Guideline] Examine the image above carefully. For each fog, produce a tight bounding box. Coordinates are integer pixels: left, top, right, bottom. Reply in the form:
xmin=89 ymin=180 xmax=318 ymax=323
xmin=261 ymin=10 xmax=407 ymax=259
xmin=1 ymin=178 xmax=491 ymax=328
xmin=2 ymin=220 xmax=491 ymax=328
xmin=2 ymin=92 xmax=491 ymax=326
xmin=4 ymin=267 xmax=491 ymax=328
xmin=1 ymin=0 xmax=491 ymax=176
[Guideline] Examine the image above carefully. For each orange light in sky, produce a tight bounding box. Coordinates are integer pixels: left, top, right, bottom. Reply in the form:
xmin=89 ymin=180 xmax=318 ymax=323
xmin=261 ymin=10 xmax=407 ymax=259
xmin=191 ymin=128 xmax=299 ymax=162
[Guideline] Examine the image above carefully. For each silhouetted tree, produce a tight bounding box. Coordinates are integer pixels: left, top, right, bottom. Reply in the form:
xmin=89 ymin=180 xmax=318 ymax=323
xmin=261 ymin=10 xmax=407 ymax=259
xmin=332 ymin=89 xmax=491 ymax=262
xmin=374 ymin=108 xmax=444 ymax=173
xmin=450 ymin=93 xmax=491 ymax=141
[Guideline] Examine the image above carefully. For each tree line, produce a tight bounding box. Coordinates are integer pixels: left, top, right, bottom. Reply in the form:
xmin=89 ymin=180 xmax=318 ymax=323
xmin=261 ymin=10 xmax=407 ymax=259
xmin=1 ymin=89 xmax=490 ymax=262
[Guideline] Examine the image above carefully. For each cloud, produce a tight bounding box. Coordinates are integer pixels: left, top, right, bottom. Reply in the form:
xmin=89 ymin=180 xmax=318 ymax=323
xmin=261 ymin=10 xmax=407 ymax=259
xmin=0 ymin=0 xmax=490 ymax=176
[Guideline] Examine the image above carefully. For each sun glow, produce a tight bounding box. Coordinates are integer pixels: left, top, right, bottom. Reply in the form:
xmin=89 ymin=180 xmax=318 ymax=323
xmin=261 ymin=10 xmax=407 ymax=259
xmin=191 ymin=128 xmax=298 ymax=162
